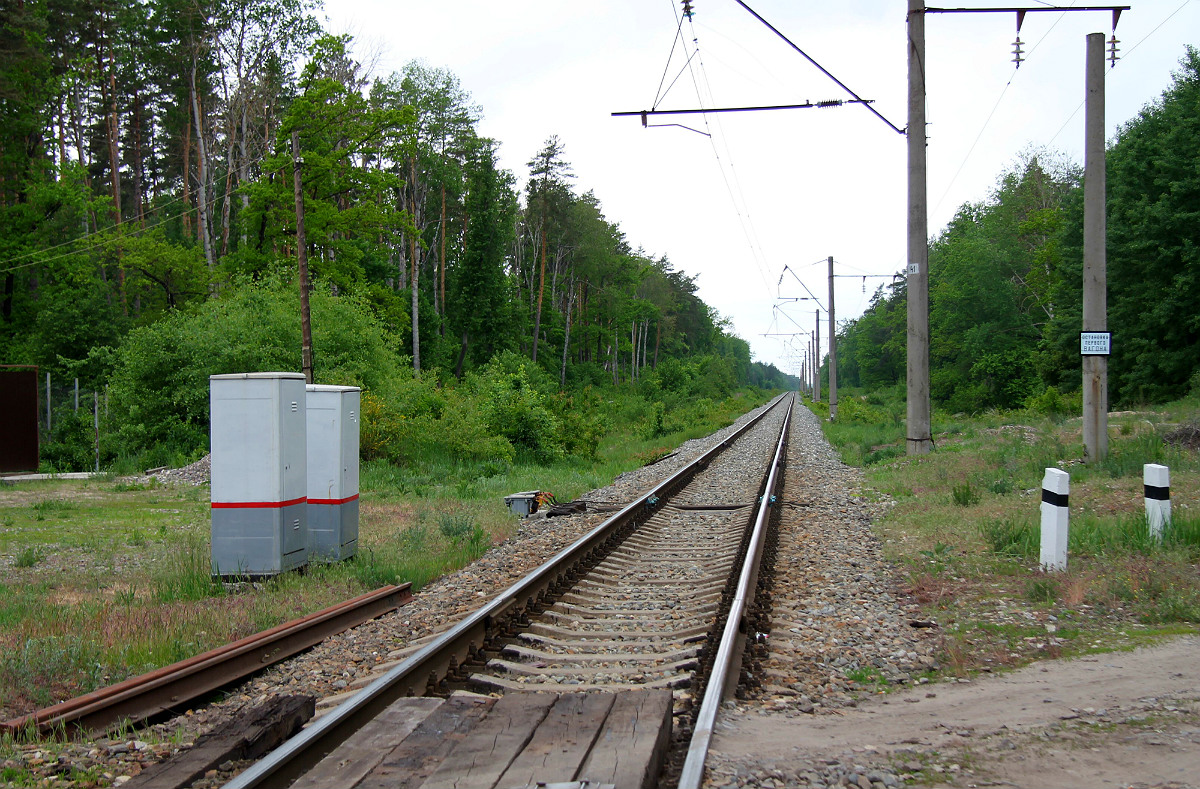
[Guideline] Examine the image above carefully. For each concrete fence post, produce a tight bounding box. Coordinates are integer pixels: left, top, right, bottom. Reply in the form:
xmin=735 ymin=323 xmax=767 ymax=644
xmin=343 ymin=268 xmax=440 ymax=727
xmin=1144 ymin=463 xmax=1170 ymax=542
xmin=1040 ymin=468 xmax=1070 ymax=572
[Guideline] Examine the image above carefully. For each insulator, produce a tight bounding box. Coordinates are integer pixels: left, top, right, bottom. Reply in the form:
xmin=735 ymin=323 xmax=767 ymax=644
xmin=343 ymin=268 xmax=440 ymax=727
xmin=816 ymin=100 xmax=842 ymax=108
xmin=1012 ymin=36 xmax=1025 ymax=68
xmin=682 ymin=0 xmax=694 ymax=19
xmin=1108 ymin=35 xmax=1121 ymax=67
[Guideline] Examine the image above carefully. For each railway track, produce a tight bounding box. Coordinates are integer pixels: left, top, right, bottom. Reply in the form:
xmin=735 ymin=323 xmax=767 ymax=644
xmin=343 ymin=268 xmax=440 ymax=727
xmin=214 ymin=391 xmax=793 ymax=789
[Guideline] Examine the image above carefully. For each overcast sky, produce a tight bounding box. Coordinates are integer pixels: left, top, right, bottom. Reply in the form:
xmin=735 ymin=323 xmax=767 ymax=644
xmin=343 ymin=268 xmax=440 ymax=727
xmin=324 ymin=1 xmax=1198 ymax=375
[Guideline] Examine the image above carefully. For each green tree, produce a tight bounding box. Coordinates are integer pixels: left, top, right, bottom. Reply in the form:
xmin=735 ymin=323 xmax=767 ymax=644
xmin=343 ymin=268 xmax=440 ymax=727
xmin=449 ymin=141 xmax=515 ymax=375
xmin=1104 ymin=47 xmax=1200 ymax=402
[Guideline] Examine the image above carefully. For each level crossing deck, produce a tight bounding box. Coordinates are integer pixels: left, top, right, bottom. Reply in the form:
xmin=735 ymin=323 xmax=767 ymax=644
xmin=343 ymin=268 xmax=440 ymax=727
xmin=293 ymin=689 xmax=674 ymax=789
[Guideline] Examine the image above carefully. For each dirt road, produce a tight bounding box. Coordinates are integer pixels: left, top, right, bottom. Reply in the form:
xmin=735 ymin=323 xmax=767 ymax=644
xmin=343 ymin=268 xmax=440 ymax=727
xmin=708 ymin=635 xmax=1200 ymax=788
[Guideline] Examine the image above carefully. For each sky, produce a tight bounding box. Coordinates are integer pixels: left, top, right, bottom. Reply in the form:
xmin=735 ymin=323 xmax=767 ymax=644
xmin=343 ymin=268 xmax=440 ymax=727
xmin=323 ymin=1 xmax=1198 ymax=376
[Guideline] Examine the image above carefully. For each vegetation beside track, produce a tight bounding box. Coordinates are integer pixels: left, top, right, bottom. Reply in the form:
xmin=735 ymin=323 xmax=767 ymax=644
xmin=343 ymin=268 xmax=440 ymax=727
xmin=813 ymin=386 xmax=1200 ymax=683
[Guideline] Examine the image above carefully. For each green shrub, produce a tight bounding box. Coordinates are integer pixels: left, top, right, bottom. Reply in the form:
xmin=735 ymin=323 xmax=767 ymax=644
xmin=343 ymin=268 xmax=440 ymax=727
xmin=40 ymin=404 xmax=105 ymax=473
xmin=106 ymin=277 xmax=402 ymax=460
xmin=470 ymin=356 xmax=564 ymax=463
xmin=1025 ymin=386 xmax=1080 ymax=418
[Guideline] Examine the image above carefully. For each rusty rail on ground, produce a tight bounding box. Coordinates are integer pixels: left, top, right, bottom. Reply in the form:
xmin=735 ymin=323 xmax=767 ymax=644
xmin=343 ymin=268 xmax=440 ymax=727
xmin=2 ymin=584 xmax=412 ymax=737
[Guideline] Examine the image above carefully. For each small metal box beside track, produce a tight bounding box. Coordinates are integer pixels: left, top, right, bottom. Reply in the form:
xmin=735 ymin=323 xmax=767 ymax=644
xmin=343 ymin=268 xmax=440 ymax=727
xmin=306 ymin=384 xmax=360 ymax=561
xmin=504 ymin=491 xmax=541 ymax=517
xmin=210 ymin=372 xmax=308 ymax=577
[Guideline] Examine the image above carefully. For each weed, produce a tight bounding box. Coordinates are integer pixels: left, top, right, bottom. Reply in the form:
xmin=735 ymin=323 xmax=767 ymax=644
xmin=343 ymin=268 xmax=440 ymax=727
xmin=0 ymin=636 xmax=107 ymax=708
xmin=951 ymin=481 xmax=980 ymax=507
xmin=1026 ymin=578 xmax=1059 ymax=604
xmin=919 ymin=542 xmax=953 ymax=573
xmin=30 ymin=500 xmax=74 ymax=521
xmin=844 ymin=666 xmax=889 ymax=689
xmin=633 ymin=446 xmax=674 ymax=466
xmin=437 ymin=513 xmax=476 ymax=542
xmin=151 ymin=533 xmax=223 ymax=603
xmin=980 ymin=518 xmax=1037 ymax=557
xmin=13 ymin=546 xmax=43 ymax=568
xmin=988 ymin=478 xmax=1013 ymax=495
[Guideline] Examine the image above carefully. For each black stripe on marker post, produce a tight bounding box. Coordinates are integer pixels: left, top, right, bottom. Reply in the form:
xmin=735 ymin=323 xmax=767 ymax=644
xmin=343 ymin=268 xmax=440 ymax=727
xmin=1042 ymin=489 xmax=1069 ymax=508
xmin=1144 ymin=485 xmax=1170 ymax=501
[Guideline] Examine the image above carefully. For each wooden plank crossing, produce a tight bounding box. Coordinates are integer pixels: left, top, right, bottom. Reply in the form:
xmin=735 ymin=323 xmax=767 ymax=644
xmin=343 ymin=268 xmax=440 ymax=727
xmin=301 ymin=690 xmax=672 ymax=789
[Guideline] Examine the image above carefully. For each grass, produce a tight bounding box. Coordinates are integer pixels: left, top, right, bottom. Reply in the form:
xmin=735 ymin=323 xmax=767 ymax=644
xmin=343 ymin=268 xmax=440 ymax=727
xmin=816 ymin=387 xmax=1200 ymax=677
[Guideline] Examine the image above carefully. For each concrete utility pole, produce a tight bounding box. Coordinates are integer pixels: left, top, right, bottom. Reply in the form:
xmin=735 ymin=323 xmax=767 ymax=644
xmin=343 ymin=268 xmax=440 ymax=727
xmin=806 ymin=335 xmax=816 ymax=400
xmin=1083 ymin=32 xmax=1108 ymax=462
xmin=828 ymin=256 xmax=838 ymax=420
xmin=292 ymin=130 xmax=314 ymax=385
xmin=814 ymin=309 xmax=821 ymax=403
xmin=906 ymin=0 xmax=932 ymax=455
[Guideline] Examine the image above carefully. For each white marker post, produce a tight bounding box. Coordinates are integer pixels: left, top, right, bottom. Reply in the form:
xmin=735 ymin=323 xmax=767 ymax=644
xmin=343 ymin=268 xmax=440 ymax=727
xmin=1040 ymin=468 xmax=1070 ymax=572
xmin=1144 ymin=464 xmax=1171 ymax=542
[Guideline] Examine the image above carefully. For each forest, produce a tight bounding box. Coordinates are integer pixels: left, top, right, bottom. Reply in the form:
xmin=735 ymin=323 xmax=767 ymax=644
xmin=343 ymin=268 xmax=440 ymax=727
xmin=0 ymin=0 xmax=796 ymax=470
xmin=833 ymin=46 xmax=1200 ymax=415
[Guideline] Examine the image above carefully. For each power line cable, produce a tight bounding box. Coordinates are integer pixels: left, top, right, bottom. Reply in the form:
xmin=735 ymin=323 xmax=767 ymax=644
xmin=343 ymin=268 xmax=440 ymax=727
xmin=0 ymin=202 xmax=201 ymax=275
xmin=0 ymin=183 xmax=205 ymax=268
xmin=686 ymin=31 xmax=775 ymax=295
xmin=652 ymin=11 xmax=689 ymax=108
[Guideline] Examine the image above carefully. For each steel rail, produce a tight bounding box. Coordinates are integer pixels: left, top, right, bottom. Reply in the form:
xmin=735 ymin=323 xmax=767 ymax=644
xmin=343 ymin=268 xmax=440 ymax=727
xmin=2 ymin=584 xmax=411 ymax=737
xmin=678 ymin=394 xmax=793 ymax=789
xmin=222 ymin=392 xmax=791 ymax=789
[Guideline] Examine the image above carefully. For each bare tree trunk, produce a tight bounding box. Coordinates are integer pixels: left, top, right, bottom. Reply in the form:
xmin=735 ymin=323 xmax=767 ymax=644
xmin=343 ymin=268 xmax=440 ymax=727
xmin=55 ymin=95 xmax=68 ymax=169
xmin=532 ymin=229 xmax=546 ymax=363
xmin=559 ymin=288 xmax=573 ymax=389
xmin=640 ymin=320 xmax=649 ymax=370
xmin=653 ymin=320 xmax=661 ymax=369
xmin=104 ymin=48 xmax=121 ymax=226
xmin=633 ymin=318 xmax=643 ymax=381
xmin=240 ymin=106 xmax=249 ymax=248
xmin=182 ymin=117 xmax=192 ymax=238
xmin=437 ymin=184 xmax=445 ymax=318
xmin=190 ymin=59 xmax=215 ymax=272
xmin=411 ymin=232 xmax=421 ymax=375
xmin=611 ymin=335 xmax=617 ymax=386
xmin=455 ymin=332 xmax=469 ymax=379
xmin=219 ymin=134 xmax=235 ymax=257
xmin=132 ymin=95 xmax=145 ymax=227
xmin=102 ymin=33 xmax=127 ymax=315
